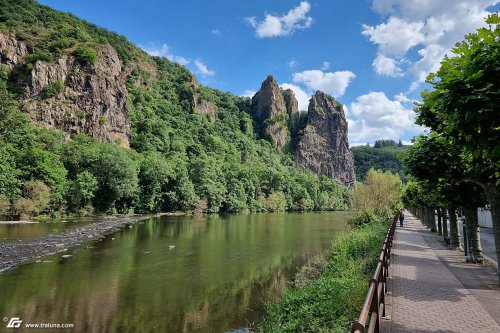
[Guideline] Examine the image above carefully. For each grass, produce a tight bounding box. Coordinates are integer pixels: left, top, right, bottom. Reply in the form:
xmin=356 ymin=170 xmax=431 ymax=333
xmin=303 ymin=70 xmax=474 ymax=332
xmin=259 ymin=216 xmax=389 ymax=333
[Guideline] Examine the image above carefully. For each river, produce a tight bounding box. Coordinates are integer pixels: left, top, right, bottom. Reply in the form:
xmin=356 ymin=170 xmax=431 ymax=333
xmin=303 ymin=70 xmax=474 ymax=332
xmin=0 ymin=212 xmax=348 ymax=332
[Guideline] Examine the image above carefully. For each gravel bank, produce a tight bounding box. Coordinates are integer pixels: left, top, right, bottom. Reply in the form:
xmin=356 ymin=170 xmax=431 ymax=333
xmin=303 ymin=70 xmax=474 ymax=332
xmin=0 ymin=215 xmax=158 ymax=272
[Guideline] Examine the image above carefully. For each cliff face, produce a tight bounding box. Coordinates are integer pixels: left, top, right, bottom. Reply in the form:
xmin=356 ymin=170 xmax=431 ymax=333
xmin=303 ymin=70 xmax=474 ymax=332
xmin=0 ymin=33 xmax=131 ymax=147
xmin=295 ymin=91 xmax=356 ymax=187
xmin=250 ymin=76 xmax=290 ymax=152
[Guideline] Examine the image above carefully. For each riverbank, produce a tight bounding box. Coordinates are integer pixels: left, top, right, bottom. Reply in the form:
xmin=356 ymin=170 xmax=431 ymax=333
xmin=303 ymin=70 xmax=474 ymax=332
xmin=259 ymin=216 xmax=389 ymax=332
xmin=0 ymin=214 xmax=171 ymax=272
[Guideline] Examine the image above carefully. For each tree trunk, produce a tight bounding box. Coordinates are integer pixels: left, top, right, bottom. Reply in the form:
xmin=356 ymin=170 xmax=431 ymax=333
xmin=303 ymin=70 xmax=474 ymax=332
xmin=437 ymin=208 xmax=443 ymax=235
xmin=463 ymin=206 xmax=482 ymax=263
xmin=483 ymin=184 xmax=500 ymax=285
xmin=422 ymin=207 xmax=428 ymax=227
xmin=428 ymin=208 xmax=435 ymax=230
xmin=449 ymin=205 xmax=461 ymax=249
xmin=442 ymin=208 xmax=449 ymax=240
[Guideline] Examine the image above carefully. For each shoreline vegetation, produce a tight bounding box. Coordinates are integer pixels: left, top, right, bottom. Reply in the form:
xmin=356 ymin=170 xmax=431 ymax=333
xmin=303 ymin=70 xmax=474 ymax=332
xmin=258 ymin=169 xmax=402 ymax=332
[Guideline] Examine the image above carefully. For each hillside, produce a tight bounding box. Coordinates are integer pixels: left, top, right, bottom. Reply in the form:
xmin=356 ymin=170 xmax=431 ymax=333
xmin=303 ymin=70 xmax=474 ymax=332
xmin=0 ymin=0 xmax=352 ymax=218
xmin=351 ymin=143 xmax=408 ymax=182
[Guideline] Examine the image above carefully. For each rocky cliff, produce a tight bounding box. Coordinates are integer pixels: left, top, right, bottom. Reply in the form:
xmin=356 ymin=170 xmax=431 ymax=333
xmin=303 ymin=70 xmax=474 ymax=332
xmin=295 ymin=91 xmax=356 ymax=187
xmin=250 ymin=76 xmax=291 ymax=152
xmin=0 ymin=33 xmax=131 ymax=147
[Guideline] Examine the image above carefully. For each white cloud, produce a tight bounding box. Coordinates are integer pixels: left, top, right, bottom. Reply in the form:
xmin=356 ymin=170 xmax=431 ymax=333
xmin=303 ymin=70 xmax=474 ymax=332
xmin=280 ymin=83 xmax=310 ymax=111
xmin=362 ymin=17 xmax=425 ymax=56
xmin=347 ymin=91 xmax=424 ymax=143
xmin=194 ymin=59 xmax=215 ymax=76
xmin=212 ymin=29 xmax=221 ymax=36
xmin=321 ymin=61 xmax=330 ymax=70
xmin=241 ymin=90 xmax=256 ymax=98
xmin=246 ymin=1 xmax=313 ymax=38
xmin=372 ymin=54 xmax=403 ymax=77
xmin=394 ymin=92 xmax=410 ymax=103
xmin=292 ymin=69 xmax=356 ymax=97
xmin=364 ymin=0 xmax=498 ymax=89
xmin=288 ymin=59 xmax=299 ymax=68
xmin=140 ymin=43 xmax=190 ymax=66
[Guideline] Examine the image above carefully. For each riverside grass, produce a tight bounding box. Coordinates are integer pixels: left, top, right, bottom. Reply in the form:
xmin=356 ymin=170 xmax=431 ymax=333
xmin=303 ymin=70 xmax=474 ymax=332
xmin=260 ymin=217 xmax=388 ymax=333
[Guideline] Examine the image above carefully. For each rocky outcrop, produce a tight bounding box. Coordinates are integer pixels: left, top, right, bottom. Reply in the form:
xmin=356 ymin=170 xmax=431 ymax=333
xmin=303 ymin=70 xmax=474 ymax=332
xmin=0 ymin=32 xmax=132 ymax=147
xmin=193 ymin=96 xmax=217 ymax=122
xmin=0 ymin=33 xmax=28 ymax=68
xmin=295 ymin=91 xmax=355 ymax=187
xmin=251 ymin=76 xmax=294 ymax=152
xmin=19 ymin=44 xmax=131 ymax=147
xmin=283 ymin=88 xmax=299 ymax=132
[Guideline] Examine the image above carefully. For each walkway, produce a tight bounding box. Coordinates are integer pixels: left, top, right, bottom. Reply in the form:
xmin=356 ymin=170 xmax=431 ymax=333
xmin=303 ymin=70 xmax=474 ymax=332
xmin=383 ymin=213 xmax=500 ymax=333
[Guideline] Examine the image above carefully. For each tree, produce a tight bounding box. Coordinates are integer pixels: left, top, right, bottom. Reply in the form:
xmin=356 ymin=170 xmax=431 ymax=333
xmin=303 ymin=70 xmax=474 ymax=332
xmin=353 ymin=169 xmax=402 ymax=215
xmin=414 ymin=15 xmax=500 ymax=279
xmin=404 ymin=135 xmax=487 ymax=261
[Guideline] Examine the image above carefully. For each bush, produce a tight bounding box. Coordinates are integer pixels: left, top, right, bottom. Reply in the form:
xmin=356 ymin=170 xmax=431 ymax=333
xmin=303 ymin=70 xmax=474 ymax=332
xmin=348 ymin=210 xmax=379 ymax=228
xmin=42 ymin=80 xmax=64 ymax=98
xmin=0 ymin=196 xmax=10 ymax=218
xmin=73 ymin=45 xmax=98 ymax=66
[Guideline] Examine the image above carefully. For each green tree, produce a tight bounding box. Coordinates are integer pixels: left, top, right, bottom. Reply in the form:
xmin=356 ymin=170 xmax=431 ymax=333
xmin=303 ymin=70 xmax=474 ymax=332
xmin=414 ymin=15 xmax=500 ymax=278
xmin=352 ymin=169 xmax=402 ymax=215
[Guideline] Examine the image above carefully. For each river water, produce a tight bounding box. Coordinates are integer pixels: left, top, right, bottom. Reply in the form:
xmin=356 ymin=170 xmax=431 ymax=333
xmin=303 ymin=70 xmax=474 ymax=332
xmin=0 ymin=212 xmax=348 ymax=332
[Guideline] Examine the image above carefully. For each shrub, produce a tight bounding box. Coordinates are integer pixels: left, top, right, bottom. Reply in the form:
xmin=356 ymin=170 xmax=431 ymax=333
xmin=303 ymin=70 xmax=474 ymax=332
xmin=41 ymin=80 xmax=64 ymax=98
xmin=23 ymin=180 xmax=51 ymax=212
xmin=0 ymin=196 xmax=10 ymax=218
xmin=13 ymin=198 xmax=37 ymax=219
xmin=73 ymin=45 xmax=98 ymax=66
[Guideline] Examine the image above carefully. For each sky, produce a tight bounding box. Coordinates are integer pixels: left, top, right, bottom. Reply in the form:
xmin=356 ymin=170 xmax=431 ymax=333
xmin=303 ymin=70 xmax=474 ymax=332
xmin=38 ymin=0 xmax=500 ymax=146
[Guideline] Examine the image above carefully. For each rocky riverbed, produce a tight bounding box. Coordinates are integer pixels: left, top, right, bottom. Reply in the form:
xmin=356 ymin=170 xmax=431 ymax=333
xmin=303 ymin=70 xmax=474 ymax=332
xmin=0 ymin=215 xmax=161 ymax=272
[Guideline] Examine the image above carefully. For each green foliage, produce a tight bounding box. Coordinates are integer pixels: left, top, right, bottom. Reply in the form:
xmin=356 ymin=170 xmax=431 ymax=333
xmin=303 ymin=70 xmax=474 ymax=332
xmin=72 ymin=45 xmax=98 ymax=66
xmin=353 ymin=169 xmax=402 ymax=215
xmin=415 ymin=14 xmax=500 ymax=187
xmin=41 ymin=80 xmax=64 ymax=98
xmin=373 ymin=139 xmax=397 ymax=148
xmin=0 ymin=0 xmax=353 ymax=217
xmin=351 ymin=144 xmax=408 ymax=182
xmin=260 ymin=218 xmax=389 ymax=333
xmin=13 ymin=180 xmax=51 ymax=218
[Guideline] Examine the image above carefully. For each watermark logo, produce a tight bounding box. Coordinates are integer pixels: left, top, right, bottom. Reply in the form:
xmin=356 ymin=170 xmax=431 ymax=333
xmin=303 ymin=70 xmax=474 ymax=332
xmin=5 ymin=317 xmax=23 ymax=328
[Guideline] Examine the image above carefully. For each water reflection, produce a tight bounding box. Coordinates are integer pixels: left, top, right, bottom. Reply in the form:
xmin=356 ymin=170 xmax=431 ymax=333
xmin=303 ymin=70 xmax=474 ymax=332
xmin=0 ymin=212 xmax=347 ymax=332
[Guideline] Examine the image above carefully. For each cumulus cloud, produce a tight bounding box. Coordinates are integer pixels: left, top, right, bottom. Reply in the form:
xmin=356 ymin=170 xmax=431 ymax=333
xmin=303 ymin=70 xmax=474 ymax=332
xmin=292 ymin=69 xmax=356 ymax=97
xmin=372 ymin=54 xmax=404 ymax=77
xmin=280 ymin=83 xmax=310 ymax=111
xmin=347 ymin=91 xmax=425 ymax=144
xmin=394 ymin=92 xmax=410 ymax=103
xmin=140 ymin=43 xmax=190 ymax=66
xmin=195 ymin=59 xmax=215 ymax=76
xmin=364 ymin=0 xmax=498 ymax=89
xmin=246 ymin=1 xmax=313 ymax=38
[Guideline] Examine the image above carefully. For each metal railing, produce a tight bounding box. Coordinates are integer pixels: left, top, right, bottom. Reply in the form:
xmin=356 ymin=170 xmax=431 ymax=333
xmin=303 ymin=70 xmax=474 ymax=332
xmin=350 ymin=214 xmax=397 ymax=333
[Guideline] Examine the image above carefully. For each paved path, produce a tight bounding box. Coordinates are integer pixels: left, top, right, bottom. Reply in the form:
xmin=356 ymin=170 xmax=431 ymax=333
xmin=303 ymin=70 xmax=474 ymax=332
xmin=383 ymin=213 xmax=500 ymax=333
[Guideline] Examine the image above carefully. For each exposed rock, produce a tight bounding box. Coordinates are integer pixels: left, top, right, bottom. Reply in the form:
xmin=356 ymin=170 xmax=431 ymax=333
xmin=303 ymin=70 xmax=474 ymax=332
xmin=19 ymin=44 xmax=131 ymax=147
xmin=193 ymin=93 xmax=217 ymax=121
xmin=251 ymin=76 xmax=289 ymax=152
xmin=0 ymin=33 xmax=28 ymax=68
xmin=283 ymin=88 xmax=299 ymax=132
xmin=295 ymin=91 xmax=356 ymax=187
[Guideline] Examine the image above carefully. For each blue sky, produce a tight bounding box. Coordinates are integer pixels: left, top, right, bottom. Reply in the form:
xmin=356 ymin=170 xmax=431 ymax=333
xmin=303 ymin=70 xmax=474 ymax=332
xmin=38 ymin=0 xmax=500 ymax=146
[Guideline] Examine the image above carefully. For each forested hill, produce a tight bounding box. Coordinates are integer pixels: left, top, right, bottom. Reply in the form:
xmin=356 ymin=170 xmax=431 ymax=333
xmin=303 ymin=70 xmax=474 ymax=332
xmin=351 ymin=140 xmax=408 ymax=182
xmin=0 ymin=0 xmax=351 ymax=218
